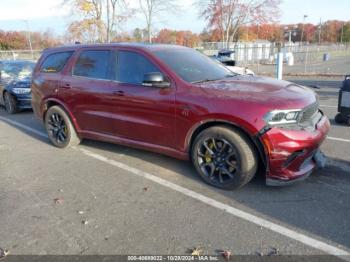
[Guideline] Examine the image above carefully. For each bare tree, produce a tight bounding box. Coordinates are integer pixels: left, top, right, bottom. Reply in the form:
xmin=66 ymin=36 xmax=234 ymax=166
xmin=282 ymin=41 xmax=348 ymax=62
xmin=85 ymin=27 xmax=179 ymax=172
xmin=198 ymin=0 xmax=281 ymax=47
xmin=138 ymin=0 xmax=178 ymax=43
xmin=66 ymin=19 xmax=101 ymax=43
xmin=62 ymin=0 xmax=130 ymax=43
xmin=106 ymin=0 xmax=130 ymax=42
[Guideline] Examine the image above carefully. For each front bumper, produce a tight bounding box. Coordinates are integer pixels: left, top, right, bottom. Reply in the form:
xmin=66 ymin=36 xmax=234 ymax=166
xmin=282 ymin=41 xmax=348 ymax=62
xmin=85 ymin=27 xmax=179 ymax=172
xmin=15 ymin=94 xmax=32 ymax=109
xmin=262 ymin=114 xmax=330 ymax=186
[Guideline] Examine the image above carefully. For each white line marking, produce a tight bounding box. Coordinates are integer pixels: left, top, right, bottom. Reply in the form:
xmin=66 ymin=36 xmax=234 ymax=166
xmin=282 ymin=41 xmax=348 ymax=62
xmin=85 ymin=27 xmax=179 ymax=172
xmin=0 ymin=116 xmax=47 ymax=138
xmin=327 ymin=136 xmax=350 ymax=143
xmin=1 ymin=116 xmax=350 ymax=259
xmin=76 ymin=146 xmax=350 ymax=259
xmin=320 ymin=105 xmax=338 ymax=108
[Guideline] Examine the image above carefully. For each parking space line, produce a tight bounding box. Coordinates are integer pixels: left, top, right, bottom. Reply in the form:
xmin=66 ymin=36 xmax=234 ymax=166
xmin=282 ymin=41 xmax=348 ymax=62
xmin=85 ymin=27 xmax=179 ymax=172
xmin=1 ymin=116 xmax=350 ymax=259
xmin=0 ymin=116 xmax=47 ymax=138
xmin=327 ymin=136 xmax=350 ymax=143
xmin=320 ymin=105 xmax=338 ymax=108
xmin=76 ymin=147 xmax=350 ymax=258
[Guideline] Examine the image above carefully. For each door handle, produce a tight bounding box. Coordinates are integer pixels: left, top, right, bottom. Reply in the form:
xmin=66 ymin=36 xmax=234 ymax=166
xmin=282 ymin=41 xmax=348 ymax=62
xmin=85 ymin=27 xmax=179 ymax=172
xmin=61 ymin=83 xmax=71 ymax=89
xmin=113 ymin=90 xmax=125 ymax=96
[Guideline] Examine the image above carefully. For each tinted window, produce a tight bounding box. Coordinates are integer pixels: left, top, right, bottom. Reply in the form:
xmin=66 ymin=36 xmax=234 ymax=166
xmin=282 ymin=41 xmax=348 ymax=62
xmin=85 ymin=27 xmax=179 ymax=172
xmin=73 ymin=50 xmax=111 ymax=80
xmin=152 ymin=48 xmax=235 ymax=83
xmin=40 ymin=51 xmax=73 ymax=73
xmin=117 ymin=51 xmax=160 ymax=84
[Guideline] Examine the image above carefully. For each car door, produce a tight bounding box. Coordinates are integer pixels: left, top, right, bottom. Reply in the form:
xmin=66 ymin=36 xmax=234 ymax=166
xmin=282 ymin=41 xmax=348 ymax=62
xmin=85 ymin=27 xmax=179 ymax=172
xmin=32 ymin=51 xmax=74 ymax=114
xmin=59 ymin=49 xmax=118 ymax=135
xmin=110 ymin=50 xmax=176 ymax=148
xmin=0 ymin=62 xmax=4 ymax=105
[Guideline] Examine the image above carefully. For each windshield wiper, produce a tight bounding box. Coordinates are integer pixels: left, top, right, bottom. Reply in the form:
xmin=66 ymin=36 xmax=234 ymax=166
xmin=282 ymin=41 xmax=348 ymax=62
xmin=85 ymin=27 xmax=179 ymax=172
xmin=192 ymin=74 xmax=237 ymax=84
xmin=225 ymin=73 xmax=237 ymax=78
xmin=192 ymin=78 xmax=221 ymax=84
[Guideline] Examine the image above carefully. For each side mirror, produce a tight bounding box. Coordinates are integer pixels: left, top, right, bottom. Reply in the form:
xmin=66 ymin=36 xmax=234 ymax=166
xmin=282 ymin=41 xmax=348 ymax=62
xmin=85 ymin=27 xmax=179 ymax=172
xmin=142 ymin=72 xmax=171 ymax=88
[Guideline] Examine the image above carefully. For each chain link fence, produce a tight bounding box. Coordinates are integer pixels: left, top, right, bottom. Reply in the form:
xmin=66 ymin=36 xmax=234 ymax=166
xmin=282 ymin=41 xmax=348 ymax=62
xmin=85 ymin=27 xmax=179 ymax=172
xmin=199 ymin=42 xmax=350 ymax=76
xmin=0 ymin=50 xmax=41 ymax=61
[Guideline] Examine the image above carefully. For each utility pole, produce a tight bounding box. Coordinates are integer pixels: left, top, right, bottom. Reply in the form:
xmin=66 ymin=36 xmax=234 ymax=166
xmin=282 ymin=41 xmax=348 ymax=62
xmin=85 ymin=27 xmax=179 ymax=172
xmin=284 ymin=25 xmax=297 ymax=51
xmin=318 ymin=18 xmax=322 ymax=44
xmin=106 ymin=0 xmax=110 ymax=43
xmin=22 ymin=20 xmax=33 ymax=60
xmin=300 ymin=15 xmax=308 ymax=44
xmin=341 ymin=23 xmax=344 ymax=44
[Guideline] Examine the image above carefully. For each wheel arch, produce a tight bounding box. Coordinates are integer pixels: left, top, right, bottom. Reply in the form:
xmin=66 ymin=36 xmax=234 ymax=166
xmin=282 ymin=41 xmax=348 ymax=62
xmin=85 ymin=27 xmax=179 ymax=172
xmin=187 ymin=120 xmax=268 ymax=169
xmin=42 ymin=99 xmax=81 ymax=132
xmin=2 ymin=88 xmax=12 ymax=99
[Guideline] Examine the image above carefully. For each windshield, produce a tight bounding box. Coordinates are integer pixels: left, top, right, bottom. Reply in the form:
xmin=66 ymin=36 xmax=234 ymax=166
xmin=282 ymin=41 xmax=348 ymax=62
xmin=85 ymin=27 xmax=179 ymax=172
xmin=0 ymin=61 xmax=35 ymax=80
xmin=152 ymin=48 xmax=236 ymax=83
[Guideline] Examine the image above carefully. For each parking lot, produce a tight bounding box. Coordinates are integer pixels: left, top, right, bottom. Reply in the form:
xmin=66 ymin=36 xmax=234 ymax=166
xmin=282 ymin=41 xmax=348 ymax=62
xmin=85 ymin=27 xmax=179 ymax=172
xmin=0 ymin=77 xmax=349 ymax=259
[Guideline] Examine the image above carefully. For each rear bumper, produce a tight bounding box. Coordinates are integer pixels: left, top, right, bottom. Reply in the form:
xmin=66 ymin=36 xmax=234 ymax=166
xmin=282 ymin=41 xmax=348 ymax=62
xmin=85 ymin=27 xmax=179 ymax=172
xmin=262 ymin=114 xmax=330 ymax=186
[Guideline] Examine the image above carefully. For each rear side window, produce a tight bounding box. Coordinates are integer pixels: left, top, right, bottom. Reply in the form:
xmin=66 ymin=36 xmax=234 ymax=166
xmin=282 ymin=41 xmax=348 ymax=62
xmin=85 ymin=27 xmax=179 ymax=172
xmin=40 ymin=51 xmax=73 ymax=73
xmin=117 ymin=51 xmax=160 ymax=84
xmin=73 ymin=50 xmax=111 ymax=80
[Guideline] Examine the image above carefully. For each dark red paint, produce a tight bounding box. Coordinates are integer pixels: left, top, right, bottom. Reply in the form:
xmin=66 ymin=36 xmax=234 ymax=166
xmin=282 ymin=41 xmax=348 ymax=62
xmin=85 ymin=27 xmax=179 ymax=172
xmin=31 ymin=44 xmax=330 ymax=185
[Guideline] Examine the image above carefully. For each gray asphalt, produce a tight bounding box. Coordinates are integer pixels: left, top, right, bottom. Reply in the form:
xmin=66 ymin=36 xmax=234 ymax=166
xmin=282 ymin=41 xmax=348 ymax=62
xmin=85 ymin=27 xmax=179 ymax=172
xmin=0 ymin=78 xmax=349 ymax=257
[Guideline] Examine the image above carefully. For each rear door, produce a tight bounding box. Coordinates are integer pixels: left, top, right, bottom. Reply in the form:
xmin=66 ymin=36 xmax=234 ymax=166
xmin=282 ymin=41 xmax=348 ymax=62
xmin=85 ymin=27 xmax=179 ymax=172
xmin=31 ymin=51 xmax=73 ymax=114
xmin=59 ymin=49 xmax=118 ymax=135
xmin=110 ymin=49 xmax=176 ymax=148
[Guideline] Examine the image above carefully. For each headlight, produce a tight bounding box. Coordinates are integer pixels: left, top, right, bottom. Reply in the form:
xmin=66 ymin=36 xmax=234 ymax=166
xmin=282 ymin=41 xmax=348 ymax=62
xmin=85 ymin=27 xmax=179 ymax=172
xmin=264 ymin=109 xmax=302 ymax=126
xmin=12 ymin=88 xmax=31 ymax=94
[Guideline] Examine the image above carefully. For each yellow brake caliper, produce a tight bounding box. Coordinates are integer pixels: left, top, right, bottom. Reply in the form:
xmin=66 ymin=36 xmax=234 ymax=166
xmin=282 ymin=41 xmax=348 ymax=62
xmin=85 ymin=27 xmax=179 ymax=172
xmin=205 ymin=142 xmax=214 ymax=163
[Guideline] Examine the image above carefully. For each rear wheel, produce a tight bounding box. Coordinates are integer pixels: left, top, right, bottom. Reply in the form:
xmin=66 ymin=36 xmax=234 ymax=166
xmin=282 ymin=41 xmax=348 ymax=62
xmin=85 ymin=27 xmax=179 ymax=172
xmin=191 ymin=126 xmax=258 ymax=190
xmin=3 ymin=92 xmax=18 ymax=114
xmin=45 ymin=106 xmax=81 ymax=148
xmin=335 ymin=113 xmax=344 ymax=124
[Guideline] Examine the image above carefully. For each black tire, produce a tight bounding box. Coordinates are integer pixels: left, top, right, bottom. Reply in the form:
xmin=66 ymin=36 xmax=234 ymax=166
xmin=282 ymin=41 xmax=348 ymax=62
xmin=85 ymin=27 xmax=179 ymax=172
xmin=45 ymin=106 xmax=81 ymax=148
xmin=3 ymin=92 xmax=18 ymax=114
xmin=191 ymin=126 xmax=258 ymax=190
xmin=347 ymin=117 xmax=350 ymax=127
xmin=335 ymin=113 xmax=344 ymax=124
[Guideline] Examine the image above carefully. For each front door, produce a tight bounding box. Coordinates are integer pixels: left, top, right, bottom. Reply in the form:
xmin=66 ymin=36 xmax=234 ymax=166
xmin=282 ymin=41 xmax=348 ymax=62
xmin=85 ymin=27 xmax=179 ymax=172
xmin=110 ymin=50 xmax=176 ymax=148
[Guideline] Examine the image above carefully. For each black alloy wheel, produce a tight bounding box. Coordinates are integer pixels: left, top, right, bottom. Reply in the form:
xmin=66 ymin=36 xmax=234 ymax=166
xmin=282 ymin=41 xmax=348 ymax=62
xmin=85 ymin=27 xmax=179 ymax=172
xmin=4 ymin=92 xmax=18 ymax=114
xmin=45 ymin=106 xmax=81 ymax=148
xmin=47 ymin=112 xmax=68 ymax=145
xmin=192 ymin=126 xmax=258 ymax=190
xmin=197 ymin=137 xmax=240 ymax=184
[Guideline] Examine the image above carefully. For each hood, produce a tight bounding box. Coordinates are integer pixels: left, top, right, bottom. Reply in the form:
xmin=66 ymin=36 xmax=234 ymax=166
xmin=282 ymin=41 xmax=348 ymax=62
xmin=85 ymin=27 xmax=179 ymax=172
xmin=2 ymin=75 xmax=31 ymax=88
xmin=198 ymin=76 xmax=316 ymax=109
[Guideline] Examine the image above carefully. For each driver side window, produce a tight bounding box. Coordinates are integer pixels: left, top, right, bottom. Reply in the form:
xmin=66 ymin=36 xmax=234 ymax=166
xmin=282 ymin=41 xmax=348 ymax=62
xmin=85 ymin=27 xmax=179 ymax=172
xmin=116 ymin=51 xmax=160 ymax=85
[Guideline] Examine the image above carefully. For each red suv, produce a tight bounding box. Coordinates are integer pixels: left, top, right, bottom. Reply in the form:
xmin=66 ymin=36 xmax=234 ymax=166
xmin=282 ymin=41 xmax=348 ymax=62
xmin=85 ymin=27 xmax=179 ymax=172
xmin=31 ymin=44 xmax=330 ymax=189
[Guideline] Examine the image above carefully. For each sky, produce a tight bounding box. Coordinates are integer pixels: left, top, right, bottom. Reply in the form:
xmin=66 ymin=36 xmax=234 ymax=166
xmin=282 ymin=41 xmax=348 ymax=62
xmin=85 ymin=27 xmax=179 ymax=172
xmin=0 ymin=0 xmax=349 ymax=36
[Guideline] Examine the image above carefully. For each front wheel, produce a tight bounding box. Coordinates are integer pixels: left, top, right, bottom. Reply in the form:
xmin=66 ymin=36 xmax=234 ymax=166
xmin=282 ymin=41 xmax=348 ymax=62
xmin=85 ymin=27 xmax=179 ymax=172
xmin=191 ymin=126 xmax=258 ymax=190
xmin=4 ymin=92 xmax=18 ymax=114
xmin=45 ymin=106 xmax=81 ymax=148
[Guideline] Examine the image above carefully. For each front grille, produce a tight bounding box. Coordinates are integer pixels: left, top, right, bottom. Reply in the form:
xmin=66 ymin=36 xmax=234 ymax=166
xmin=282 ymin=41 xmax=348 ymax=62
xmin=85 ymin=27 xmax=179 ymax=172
xmin=300 ymin=102 xmax=319 ymax=123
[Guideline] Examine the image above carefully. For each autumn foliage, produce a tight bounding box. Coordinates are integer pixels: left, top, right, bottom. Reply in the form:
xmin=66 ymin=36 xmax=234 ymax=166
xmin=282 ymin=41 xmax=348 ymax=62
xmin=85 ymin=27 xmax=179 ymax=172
xmin=153 ymin=29 xmax=201 ymax=47
xmin=0 ymin=0 xmax=350 ymax=50
xmin=0 ymin=30 xmax=61 ymax=50
xmin=199 ymin=0 xmax=281 ymax=45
